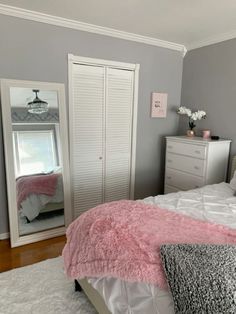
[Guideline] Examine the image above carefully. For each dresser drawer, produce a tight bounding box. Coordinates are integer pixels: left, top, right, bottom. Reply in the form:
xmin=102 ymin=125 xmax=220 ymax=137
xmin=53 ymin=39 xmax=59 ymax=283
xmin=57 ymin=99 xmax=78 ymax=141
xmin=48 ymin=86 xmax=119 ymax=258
xmin=166 ymin=152 xmax=206 ymax=176
xmin=166 ymin=141 xmax=206 ymax=159
xmin=165 ymin=168 xmax=205 ymax=190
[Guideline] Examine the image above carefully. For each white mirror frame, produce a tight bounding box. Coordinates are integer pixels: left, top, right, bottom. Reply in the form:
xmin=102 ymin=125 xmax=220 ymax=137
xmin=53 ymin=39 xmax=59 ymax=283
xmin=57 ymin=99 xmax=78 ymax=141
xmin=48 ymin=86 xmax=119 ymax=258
xmin=1 ymin=79 xmax=72 ymax=247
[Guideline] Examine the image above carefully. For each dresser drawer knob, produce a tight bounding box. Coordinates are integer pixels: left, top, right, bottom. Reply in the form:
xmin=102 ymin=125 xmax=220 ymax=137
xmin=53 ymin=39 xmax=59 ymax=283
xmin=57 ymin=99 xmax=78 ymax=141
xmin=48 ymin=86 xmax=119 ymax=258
xmin=195 ymin=150 xmax=201 ymax=154
xmin=167 ymin=159 xmax=172 ymax=163
xmin=167 ymin=176 xmax=172 ymax=180
xmin=167 ymin=145 xmax=173 ymax=149
xmin=194 ymin=166 xmax=200 ymax=170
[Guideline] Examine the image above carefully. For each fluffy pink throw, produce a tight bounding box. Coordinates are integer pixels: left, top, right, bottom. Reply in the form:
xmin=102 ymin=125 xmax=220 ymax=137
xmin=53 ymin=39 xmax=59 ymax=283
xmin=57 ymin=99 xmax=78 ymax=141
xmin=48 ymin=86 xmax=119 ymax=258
xmin=16 ymin=173 xmax=59 ymax=209
xmin=62 ymin=200 xmax=236 ymax=289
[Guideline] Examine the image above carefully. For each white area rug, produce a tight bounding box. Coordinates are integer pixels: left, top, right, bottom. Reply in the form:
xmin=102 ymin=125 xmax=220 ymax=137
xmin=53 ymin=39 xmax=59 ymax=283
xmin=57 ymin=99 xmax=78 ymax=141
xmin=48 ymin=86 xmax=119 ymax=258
xmin=0 ymin=257 xmax=97 ymax=314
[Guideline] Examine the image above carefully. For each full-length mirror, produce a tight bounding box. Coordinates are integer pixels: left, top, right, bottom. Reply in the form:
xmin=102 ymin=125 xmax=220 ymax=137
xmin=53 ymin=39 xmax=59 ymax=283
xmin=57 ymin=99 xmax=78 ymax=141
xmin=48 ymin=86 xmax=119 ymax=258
xmin=1 ymin=80 xmax=71 ymax=247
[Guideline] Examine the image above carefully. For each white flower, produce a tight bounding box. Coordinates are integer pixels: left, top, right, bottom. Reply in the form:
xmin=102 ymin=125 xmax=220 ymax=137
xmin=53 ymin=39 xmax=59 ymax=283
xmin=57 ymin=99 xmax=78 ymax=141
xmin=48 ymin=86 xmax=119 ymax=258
xmin=190 ymin=112 xmax=198 ymax=120
xmin=190 ymin=110 xmax=206 ymax=121
xmin=177 ymin=106 xmax=206 ymax=121
xmin=177 ymin=106 xmax=192 ymax=117
xmin=197 ymin=110 xmax=206 ymax=119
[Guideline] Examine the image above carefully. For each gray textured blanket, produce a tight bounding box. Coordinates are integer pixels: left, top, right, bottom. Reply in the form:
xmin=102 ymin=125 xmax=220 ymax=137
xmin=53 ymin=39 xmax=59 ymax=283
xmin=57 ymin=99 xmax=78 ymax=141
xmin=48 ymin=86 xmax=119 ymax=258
xmin=160 ymin=244 xmax=236 ymax=314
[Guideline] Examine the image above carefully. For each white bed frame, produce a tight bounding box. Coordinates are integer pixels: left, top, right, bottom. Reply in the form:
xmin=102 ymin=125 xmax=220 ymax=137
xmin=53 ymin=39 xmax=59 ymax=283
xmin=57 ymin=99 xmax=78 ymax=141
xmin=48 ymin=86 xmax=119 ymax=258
xmin=78 ymin=155 xmax=236 ymax=314
xmin=78 ymin=279 xmax=111 ymax=314
xmin=231 ymin=155 xmax=236 ymax=179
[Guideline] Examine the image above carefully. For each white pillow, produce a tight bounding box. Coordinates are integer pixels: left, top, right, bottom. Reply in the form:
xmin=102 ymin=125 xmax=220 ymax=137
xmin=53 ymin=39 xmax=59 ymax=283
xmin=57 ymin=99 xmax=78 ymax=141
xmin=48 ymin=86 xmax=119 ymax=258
xmin=230 ymin=170 xmax=236 ymax=190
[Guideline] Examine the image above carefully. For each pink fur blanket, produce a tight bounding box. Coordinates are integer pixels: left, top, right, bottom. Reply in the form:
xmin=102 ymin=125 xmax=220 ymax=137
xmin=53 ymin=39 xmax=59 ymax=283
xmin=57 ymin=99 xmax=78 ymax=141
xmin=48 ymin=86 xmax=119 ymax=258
xmin=16 ymin=173 xmax=59 ymax=209
xmin=62 ymin=200 xmax=236 ymax=289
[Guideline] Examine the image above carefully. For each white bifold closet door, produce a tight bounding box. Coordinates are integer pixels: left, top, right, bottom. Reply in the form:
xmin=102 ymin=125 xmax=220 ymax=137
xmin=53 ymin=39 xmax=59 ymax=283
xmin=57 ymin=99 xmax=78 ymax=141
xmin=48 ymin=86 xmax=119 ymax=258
xmin=105 ymin=68 xmax=133 ymax=202
xmin=70 ymin=62 xmax=135 ymax=218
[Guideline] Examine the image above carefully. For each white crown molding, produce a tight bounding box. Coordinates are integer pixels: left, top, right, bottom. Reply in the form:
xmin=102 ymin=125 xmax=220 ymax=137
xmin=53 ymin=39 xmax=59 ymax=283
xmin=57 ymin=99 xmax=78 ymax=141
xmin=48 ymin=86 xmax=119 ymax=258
xmin=0 ymin=4 xmax=187 ymax=56
xmin=0 ymin=232 xmax=10 ymax=240
xmin=187 ymin=30 xmax=236 ymax=51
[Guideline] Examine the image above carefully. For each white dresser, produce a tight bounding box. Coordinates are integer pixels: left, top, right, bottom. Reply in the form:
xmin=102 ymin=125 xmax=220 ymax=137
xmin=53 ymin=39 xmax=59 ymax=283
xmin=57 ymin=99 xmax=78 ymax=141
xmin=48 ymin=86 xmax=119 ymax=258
xmin=164 ymin=136 xmax=231 ymax=194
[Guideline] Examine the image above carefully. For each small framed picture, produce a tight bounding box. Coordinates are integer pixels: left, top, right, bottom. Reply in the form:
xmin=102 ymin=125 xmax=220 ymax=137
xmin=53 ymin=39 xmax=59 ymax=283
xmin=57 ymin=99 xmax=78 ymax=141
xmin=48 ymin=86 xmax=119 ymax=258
xmin=151 ymin=92 xmax=168 ymax=118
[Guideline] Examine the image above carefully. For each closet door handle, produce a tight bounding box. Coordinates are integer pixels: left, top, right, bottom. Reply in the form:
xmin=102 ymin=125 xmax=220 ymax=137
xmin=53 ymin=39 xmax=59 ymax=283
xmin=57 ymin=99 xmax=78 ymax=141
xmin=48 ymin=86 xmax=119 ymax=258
xmin=167 ymin=176 xmax=172 ymax=180
xmin=167 ymin=159 xmax=172 ymax=163
xmin=194 ymin=150 xmax=201 ymax=154
xmin=99 ymin=156 xmax=103 ymax=160
xmin=194 ymin=166 xmax=199 ymax=170
xmin=167 ymin=145 xmax=173 ymax=149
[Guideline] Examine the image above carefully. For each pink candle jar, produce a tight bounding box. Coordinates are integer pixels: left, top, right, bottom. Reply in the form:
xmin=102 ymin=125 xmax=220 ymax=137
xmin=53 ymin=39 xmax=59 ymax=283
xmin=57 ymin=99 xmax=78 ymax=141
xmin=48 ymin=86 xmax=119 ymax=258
xmin=202 ymin=129 xmax=211 ymax=139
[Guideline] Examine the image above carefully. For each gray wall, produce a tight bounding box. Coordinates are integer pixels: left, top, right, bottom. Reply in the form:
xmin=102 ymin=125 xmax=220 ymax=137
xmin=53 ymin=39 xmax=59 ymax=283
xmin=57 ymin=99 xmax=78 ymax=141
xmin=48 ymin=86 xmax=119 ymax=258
xmin=180 ymin=39 xmax=236 ymax=174
xmin=0 ymin=15 xmax=183 ymax=234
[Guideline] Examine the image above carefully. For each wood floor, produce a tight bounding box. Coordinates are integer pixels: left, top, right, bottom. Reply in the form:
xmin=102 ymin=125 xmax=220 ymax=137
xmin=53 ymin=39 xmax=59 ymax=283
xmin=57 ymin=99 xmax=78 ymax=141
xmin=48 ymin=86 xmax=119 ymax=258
xmin=0 ymin=235 xmax=66 ymax=273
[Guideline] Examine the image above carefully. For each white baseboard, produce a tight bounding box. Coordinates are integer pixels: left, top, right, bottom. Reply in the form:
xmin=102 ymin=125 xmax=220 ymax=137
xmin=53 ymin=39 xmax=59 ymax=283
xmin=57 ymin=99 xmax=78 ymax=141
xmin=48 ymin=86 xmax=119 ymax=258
xmin=0 ymin=232 xmax=10 ymax=240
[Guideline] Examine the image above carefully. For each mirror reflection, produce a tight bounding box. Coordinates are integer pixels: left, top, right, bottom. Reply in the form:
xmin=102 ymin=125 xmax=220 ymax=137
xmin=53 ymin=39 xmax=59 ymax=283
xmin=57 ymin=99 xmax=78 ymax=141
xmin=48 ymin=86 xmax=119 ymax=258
xmin=10 ymin=87 xmax=64 ymax=236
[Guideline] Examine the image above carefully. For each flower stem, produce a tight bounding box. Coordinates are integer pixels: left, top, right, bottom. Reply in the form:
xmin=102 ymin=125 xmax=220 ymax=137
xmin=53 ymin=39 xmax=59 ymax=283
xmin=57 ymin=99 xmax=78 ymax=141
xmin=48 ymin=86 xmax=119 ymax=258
xmin=189 ymin=119 xmax=196 ymax=130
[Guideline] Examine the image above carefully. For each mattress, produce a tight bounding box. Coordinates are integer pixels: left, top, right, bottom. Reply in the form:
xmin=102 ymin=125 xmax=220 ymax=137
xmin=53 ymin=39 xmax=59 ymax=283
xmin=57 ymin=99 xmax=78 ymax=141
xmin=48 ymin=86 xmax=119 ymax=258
xmin=87 ymin=183 xmax=236 ymax=314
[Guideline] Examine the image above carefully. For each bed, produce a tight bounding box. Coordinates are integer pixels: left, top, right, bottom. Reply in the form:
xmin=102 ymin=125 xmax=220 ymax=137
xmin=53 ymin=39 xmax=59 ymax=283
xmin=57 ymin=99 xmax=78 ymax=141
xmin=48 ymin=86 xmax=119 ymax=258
xmin=63 ymin=158 xmax=236 ymax=314
xmin=17 ymin=171 xmax=64 ymax=222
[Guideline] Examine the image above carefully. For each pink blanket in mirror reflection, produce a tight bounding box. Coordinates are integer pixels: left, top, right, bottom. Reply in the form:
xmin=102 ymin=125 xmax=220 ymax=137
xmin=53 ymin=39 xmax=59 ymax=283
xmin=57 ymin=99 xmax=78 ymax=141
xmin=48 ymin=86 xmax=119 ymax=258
xmin=16 ymin=173 xmax=59 ymax=209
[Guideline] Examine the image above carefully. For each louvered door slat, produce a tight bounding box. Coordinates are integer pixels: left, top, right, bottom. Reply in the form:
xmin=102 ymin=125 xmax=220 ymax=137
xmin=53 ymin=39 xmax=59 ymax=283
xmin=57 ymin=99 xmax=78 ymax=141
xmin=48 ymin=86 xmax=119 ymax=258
xmin=105 ymin=68 xmax=134 ymax=202
xmin=71 ymin=64 xmax=104 ymax=217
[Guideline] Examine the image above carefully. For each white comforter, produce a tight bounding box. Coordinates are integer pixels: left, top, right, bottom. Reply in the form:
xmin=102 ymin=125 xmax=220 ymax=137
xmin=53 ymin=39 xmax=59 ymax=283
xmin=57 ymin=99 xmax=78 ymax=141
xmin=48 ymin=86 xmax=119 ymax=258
xmin=88 ymin=183 xmax=236 ymax=314
xmin=144 ymin=182 xmax=236 ymax=229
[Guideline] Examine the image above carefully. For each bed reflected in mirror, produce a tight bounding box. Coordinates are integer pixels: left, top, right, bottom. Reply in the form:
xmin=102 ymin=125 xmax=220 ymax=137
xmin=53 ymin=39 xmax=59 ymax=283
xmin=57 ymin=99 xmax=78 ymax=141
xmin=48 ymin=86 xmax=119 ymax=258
xmin=1 ymin=80 xmax=71 ymax=247
xmin=10 ymin=88 xmax=64 ymax=236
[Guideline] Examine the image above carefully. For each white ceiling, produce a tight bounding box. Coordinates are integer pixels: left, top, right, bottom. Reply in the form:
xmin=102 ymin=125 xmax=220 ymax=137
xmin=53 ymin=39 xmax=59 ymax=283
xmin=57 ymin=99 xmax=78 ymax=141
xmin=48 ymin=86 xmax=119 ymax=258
xmin=1 ymin=0 xmax=236 ymax=49
xmin=10 ymin=88 xmax=58 ymax=108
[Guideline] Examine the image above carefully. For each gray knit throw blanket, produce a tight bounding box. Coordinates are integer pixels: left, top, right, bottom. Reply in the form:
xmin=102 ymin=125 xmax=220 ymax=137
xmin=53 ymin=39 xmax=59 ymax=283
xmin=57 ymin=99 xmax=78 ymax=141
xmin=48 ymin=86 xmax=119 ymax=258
xmin=160 ymin=244 xmax=236 ymax=314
